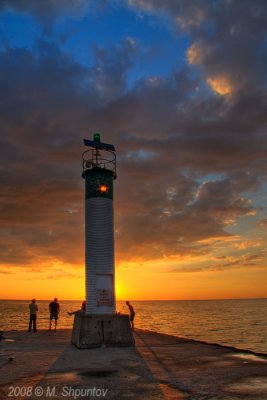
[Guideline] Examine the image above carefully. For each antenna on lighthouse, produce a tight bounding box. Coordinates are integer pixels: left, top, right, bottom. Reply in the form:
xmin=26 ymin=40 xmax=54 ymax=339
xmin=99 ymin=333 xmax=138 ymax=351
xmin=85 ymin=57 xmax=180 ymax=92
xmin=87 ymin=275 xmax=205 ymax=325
xmin=82 ymin=133 xmax=116 ymax=179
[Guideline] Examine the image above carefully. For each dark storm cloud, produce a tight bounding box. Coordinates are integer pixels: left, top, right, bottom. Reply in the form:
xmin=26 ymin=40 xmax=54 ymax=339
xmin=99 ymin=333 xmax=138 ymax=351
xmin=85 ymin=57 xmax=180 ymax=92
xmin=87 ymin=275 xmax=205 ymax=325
xmin=0 ymin=182 xmax=85 ymax=266
xmin=129 ymin=0 xmax=267 ymax=93
xmin=0 ymin=1 xmax=267 ymax=269
xmin=89 ymin=38 xmax=137 ymax=101
xmin=0 ymin=36 xmax=139 ymax=268
xmin=0 ymin=0 xmax=90 ymax=20
xmin=115 ymin=171 xmax=256 ymax=261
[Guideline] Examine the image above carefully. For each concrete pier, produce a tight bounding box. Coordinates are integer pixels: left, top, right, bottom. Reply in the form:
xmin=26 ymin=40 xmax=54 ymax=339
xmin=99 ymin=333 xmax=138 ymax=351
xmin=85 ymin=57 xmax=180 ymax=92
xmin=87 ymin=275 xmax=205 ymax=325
xmin=1 ymin=329 xmax=267 ymax=399
xmin=71 ymin=313 xmax=135 ymax=348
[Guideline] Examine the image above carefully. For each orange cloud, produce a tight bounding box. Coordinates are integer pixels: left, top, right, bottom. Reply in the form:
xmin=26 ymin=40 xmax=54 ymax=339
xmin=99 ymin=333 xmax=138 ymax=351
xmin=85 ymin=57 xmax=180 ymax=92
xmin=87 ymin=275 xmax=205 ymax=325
xmin=187 ymin=42 xmax=205 ymax=65
xmin=207 ymin=76 xmax=233 ymax=96
xmin=234 ymin=238 xmax=263 ymax=250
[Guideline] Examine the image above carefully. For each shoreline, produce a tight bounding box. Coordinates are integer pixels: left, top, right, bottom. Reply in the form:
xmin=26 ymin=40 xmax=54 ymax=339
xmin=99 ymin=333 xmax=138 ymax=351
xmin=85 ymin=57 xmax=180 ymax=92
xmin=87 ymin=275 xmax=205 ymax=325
xmin=1 ymin=328 xmax=267 ymax=399
xmin=136 ymin=328 xmax=267 ymax=357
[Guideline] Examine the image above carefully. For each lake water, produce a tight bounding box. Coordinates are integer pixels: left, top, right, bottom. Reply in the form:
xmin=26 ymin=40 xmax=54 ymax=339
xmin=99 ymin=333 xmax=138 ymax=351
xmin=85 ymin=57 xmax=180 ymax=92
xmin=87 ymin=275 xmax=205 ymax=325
xmin=0 ymin=299 xmax=266 ymax=354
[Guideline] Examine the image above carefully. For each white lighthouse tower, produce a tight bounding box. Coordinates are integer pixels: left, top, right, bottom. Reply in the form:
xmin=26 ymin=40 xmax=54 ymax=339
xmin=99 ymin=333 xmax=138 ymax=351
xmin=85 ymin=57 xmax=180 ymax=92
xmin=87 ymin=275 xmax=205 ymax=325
xmin=72 ymin=133 xmax=134 ymax=348
xmin=82 ymin=133 xmax=116 ymax=313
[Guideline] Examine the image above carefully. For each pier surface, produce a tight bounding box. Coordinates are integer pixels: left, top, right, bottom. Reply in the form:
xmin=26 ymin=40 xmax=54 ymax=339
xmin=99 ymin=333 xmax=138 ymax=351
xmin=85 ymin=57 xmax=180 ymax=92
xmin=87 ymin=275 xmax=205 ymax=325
xmin=1 ymin=328 xmax=267 ymax=399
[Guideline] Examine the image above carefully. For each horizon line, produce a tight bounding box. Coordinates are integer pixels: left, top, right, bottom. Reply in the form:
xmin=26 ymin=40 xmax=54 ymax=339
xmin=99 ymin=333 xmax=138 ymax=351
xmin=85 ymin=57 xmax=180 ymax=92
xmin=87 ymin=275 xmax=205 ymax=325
xmin=0 ymin=297 xmax=267 ymax=302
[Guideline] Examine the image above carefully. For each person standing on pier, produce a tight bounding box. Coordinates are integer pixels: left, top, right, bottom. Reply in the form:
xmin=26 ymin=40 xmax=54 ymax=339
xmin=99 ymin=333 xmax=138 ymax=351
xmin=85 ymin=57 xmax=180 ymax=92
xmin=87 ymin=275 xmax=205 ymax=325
xmin=126 ymin=301 xmax=135 ymax=329
xmin=28 ymin=299 xmax=38 ymax=332
xmin=49 ymin=298 xmax=60 ymax=330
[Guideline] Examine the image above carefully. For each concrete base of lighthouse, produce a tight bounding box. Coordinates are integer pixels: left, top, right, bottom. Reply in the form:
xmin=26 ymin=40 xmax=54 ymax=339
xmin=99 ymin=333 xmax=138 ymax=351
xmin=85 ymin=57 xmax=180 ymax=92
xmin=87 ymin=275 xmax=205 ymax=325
xmin=71 ymin=313 xmax=135 ymax=348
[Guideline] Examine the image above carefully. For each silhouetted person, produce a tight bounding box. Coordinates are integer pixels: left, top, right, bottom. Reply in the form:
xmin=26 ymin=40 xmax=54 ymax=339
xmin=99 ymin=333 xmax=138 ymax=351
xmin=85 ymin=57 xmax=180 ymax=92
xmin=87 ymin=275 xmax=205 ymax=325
xmin=67 ymin=300 xmax=86 ymax=316
xmin=126 ymin=301 xmax=135 ymax=329
xmin=49 ymin=298 xmax=60 ymax=330
xmin=28 ymin=299 xmax=38 ymax=332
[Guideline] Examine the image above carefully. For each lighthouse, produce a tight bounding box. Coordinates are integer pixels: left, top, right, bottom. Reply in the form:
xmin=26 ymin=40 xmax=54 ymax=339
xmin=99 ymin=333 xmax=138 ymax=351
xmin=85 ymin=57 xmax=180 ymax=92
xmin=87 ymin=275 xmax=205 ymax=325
xmin=71 ymin=133 xmax=134 ymax=348
xmin=82 ymin=133 xmax=116 ymax=313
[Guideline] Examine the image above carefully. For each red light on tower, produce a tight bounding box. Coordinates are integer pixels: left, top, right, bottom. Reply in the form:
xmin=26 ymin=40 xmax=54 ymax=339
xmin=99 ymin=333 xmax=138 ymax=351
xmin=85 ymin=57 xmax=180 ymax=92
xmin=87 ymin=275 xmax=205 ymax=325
xmin=100 ymin=184 xmax=108 ymax=193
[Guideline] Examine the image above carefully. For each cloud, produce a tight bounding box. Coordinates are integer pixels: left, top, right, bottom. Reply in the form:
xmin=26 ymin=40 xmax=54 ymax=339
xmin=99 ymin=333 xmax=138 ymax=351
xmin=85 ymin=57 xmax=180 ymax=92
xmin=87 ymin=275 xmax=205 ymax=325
xmin=259 ymin=219 xmax=267 ymax=227
xmin=0 ymin=269 xmax=13 ymax=275
xmin=0 ymin=0 xmax=91 ymax=21
xmin=169 ymin=250 xmax=267 ymax=273
xmin=208 ymin=250 xmax=267 ymax=271
xmin=206 ymin=76 xmax=232 ymax=96
xmin=45 ymin=270 xmax=81 ymax=280
xmin=129 ymin=0 xmax=267 ymax=95
xmin=234 ymin=238 xmax=263 ymax=250
xmin=0 ymin=1 xmax=267 ymax=271
xmin=187 ymin=42 xmax=206 ymax=65
xmin=89 ymin=37 xmax=137 ymax=101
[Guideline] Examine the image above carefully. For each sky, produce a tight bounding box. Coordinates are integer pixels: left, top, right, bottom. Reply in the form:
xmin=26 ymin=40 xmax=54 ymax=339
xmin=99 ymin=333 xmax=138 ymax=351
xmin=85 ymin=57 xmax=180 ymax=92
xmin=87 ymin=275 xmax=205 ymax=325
xmin=0 ymin=0 xmax=267 ymax=300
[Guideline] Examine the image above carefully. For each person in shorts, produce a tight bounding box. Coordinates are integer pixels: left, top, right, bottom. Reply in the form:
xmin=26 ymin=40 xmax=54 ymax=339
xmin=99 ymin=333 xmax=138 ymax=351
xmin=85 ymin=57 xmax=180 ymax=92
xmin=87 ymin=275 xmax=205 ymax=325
xmin=49 ymin=298 xmax=60 ymax=330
